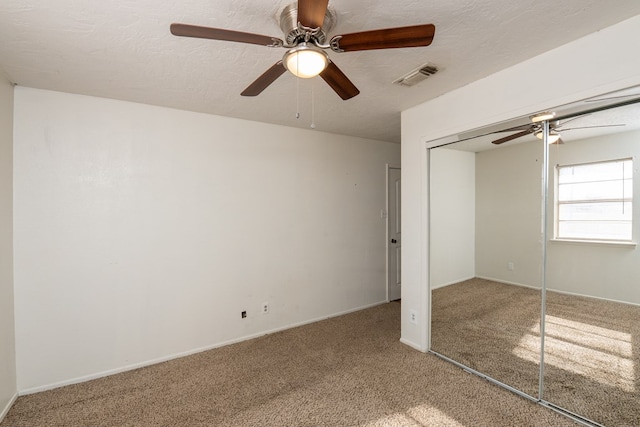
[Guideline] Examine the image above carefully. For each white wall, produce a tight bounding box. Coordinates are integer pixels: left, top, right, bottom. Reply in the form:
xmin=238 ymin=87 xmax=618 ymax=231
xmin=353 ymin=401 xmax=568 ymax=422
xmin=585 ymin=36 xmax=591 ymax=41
xmin=546 ymin=130 xmax=640 ymax=305
xmin=472 ymin=131 xmax=640 ymax=304
xmin=13 ymin=87 xmax=400 ymax=392
xmin=401 ymin=14 xmax=640 ymax=351
xmin=428 ymin=148 xmax=475 ymax=288
xmin=430 ymin=130 xmax=640 ymax=309
xmin=0 ymin=73 xmax=17 ymax=419
xmin=475 ymin=141 xmax=543 ymax=288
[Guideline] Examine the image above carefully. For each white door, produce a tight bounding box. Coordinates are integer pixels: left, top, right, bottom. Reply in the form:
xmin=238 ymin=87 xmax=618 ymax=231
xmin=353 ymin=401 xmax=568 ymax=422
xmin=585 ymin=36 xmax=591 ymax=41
xmin=388 ymin=167 xmax=401 ymax=301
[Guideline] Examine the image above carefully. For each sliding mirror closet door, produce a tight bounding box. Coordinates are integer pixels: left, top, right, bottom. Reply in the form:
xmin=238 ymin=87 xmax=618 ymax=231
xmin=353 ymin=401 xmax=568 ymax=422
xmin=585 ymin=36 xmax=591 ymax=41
xmin=542 ymin=96 xmax=640 ymax=426
xmin=429 ymin=126 xmax=544 ymax=398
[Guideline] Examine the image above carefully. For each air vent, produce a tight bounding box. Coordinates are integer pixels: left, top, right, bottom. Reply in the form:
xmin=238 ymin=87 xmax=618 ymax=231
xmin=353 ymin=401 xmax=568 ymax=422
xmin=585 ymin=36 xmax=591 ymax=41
xmin=393 ymin=63 xmax=439 ymax=87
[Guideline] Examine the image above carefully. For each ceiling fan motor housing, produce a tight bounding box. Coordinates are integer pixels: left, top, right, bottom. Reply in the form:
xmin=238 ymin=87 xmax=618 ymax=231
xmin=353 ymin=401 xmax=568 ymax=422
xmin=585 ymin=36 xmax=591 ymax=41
xmin=170 ymin=0 xmax=436 ymax=100
xmin=279 ymin=2 xmax=336 ymax=45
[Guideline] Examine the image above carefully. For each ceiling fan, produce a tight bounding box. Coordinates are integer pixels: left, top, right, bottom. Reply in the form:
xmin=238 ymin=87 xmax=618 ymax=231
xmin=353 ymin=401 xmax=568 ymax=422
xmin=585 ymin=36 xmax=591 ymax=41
xmin=491 ymin=114 xmax=624 ymax=145
xmin=170 ymin=0 xmax=436 ymax=100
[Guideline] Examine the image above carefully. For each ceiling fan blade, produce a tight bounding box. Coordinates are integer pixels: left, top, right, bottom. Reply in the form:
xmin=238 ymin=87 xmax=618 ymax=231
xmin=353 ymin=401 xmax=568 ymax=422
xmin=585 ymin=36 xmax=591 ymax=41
xmin=585 ymin=94 xmax=640 ymax=102
xmin=548 ymin=115 xmax=590 ymax=130
xmin=560 ymin=124 xmax=626 ymax=132
xmin=320 ymin=61 xmax=360 ymax=100
xmin=331 ymin=24 xmax=435 ymax=52
xmin=491 ymin=129 xmax=534 ymax=145
xmin=170 ymin=23 xmax=282 ymax=47
xmin=297 ymin=0 xmax=329 ymax=29
xmin=241 ymin=62 xmax=287 ymax=97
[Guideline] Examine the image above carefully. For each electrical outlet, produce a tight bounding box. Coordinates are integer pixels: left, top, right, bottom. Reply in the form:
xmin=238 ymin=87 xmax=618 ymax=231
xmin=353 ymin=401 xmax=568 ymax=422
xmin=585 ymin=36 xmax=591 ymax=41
xmin=508 ymin=262 xmax=514 ymax=271
xmin=409 ymin=309 xmax=418 ymax=325
xmin=241 ymin=311 xmax=247 ymax=319
xmin=262 ymin=302 xmax=269 ymax=314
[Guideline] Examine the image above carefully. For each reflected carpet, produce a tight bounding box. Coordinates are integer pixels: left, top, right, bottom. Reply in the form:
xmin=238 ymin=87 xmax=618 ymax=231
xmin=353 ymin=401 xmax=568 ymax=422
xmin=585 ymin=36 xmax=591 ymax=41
xmin=431 ymin=278 xmax=640 ymax=427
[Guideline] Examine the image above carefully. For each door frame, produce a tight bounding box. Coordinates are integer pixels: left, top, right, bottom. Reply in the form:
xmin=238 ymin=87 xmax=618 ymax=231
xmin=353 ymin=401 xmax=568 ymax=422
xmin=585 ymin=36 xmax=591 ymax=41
xmin=386 ymin=163 xmax=401 ymax=302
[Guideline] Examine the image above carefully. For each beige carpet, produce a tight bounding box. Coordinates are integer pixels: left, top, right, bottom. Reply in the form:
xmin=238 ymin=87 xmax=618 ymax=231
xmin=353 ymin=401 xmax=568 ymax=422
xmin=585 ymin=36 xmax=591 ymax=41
xmin=431 ymin=279 xmax=543 ymax=397
xmin=2 ymin=302 xmax=577 ymax=426
xmin=432 ymin=278 xmax=640 ymax=427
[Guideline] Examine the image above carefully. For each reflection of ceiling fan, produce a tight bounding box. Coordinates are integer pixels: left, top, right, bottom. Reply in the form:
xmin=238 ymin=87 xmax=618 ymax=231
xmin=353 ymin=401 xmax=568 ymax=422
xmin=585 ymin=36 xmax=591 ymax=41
xmin=491 ymin=115 xmax=625 ymax=145
xmin=170 ymin=0 xmax=436 ymax=100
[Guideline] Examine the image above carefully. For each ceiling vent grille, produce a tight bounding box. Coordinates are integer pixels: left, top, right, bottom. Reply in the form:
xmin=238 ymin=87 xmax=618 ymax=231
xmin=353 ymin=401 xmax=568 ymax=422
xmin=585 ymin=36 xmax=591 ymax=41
xmin=393 ymin=63 xmax=439 ymax=87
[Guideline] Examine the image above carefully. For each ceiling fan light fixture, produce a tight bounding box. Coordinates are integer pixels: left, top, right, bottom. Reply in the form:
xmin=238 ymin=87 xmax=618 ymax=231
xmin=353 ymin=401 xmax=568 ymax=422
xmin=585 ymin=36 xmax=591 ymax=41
xmin=535 ymin=130 xmax=561 ymax=143
xmin=530 ymin=111 xmax=556 ymax=123
xmin=283 ymin=43 xmax=329 ymax=78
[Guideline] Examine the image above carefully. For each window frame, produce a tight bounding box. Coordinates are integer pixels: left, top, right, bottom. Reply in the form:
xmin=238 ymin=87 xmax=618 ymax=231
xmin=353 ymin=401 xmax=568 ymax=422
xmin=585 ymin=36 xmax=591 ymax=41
xmin=554 ymin=157 xmax=633 ymax=243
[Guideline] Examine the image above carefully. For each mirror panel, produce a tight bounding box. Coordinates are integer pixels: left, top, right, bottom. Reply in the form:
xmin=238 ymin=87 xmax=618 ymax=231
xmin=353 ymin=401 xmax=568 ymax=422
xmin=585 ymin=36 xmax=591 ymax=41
xmin=428 ymin=85 xmax=640 ymax=426
xmin=429 ymin=127 xmax=544 ymax=398
xmin=542 ymin=99 xmax=640 ymax=426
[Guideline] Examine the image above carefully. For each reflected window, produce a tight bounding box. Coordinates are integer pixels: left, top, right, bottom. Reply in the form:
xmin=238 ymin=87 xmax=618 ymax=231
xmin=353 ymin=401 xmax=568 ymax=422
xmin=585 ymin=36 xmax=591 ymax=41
xmin=556 ymin=158 xmax=633 ymax=241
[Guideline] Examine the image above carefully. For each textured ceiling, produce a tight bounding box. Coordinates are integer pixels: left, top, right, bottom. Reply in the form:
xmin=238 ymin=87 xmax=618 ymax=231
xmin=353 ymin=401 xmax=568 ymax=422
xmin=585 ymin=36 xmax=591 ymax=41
xmin=1 ymin=1 xmax=640 ymax=143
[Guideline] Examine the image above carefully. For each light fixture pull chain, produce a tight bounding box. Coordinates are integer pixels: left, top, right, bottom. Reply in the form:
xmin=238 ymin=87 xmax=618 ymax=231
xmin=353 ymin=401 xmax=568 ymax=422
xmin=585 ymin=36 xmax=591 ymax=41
xmin=295 ymin=54 xmax=300 ymax=119
xmin=311 ymin=78 xmax=316 ymax=129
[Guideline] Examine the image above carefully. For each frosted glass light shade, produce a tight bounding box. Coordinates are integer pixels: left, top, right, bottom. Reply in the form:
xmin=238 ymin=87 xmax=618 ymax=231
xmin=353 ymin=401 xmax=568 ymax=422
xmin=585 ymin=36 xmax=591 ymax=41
xmin=283 ymin=44 xmax=329 ymax=78
xmin=535 ymin=130 xmax=561 ymax=143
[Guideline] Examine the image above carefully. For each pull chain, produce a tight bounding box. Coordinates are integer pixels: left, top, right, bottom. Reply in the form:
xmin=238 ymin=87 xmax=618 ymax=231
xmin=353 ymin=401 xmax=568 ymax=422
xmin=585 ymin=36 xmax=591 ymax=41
xmin=295 ymin=54 xmax=300 ymax=119
xmin=311 ymin=78 xmax=316 ymax=129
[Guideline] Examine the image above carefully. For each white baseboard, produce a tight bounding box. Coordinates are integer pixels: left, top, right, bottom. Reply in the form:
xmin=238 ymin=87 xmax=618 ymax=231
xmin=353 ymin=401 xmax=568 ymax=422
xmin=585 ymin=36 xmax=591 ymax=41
xmin=430 ymin=275 xmax=475 ymax=290
xmin=475 ymin=275 xmax=540 ymax=290
xmin=475 ymin=277 xmax=640 ymax=307
xmin=19 ymin=300 xmax=388 ymax=396
xmin=546 ymin=288 xmax=640 ymax=307
xmin=0 ymin=392 xmax=18 ymax=423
